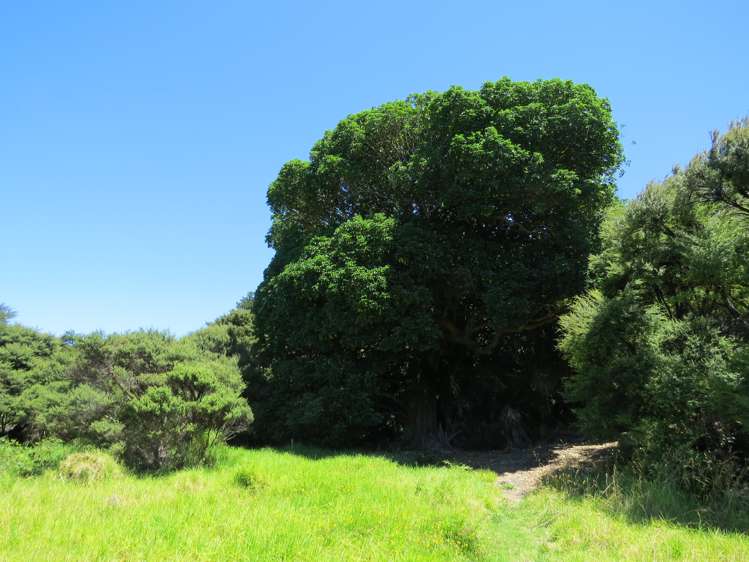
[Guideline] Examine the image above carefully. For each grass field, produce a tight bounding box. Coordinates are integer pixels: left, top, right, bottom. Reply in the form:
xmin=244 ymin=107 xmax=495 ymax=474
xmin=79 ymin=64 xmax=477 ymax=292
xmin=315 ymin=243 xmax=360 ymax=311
xmin=1 ymin=446 xmax=748 ymax=561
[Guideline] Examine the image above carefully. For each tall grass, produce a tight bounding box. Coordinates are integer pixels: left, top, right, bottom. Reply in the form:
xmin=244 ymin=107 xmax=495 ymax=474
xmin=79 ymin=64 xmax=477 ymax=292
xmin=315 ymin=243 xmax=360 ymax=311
xmin=0 ymin=446 xmax=524 ymax=561
xmin=1 ymin=445 xmax=748 ymax=561
xmin=517 ymin=489 xmax=749 ymax=561
xmin=543 ymin=451 xmax=749 ymax=532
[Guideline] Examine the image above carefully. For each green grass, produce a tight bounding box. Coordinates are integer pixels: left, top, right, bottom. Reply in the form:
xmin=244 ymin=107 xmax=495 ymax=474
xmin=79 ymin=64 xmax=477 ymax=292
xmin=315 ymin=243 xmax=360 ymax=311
xmin=515 ymin=491 xmax=749 ymax=561
xmin=1 ymin=446 xmax=748 ymax=561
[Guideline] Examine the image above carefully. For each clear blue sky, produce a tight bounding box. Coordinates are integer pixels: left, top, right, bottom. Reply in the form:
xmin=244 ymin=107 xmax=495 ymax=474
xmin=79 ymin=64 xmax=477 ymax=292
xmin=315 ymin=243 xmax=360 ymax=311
xmin=2 ymin=1 xmax=747 ymax=336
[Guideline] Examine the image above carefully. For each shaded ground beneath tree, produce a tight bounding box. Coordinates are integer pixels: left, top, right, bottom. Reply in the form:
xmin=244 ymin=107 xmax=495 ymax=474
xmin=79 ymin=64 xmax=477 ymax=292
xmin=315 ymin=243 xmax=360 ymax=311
xmin=282 ymin=437 xmax=618 ymax=501
xmin=445 ymin=439 xmax=618 ymax=502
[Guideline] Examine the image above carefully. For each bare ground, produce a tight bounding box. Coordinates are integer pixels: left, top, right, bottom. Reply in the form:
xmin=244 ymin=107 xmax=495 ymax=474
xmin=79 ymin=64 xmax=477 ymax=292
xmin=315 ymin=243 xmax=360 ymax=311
xmin=449 ymin=440 xmax=618 ymax=502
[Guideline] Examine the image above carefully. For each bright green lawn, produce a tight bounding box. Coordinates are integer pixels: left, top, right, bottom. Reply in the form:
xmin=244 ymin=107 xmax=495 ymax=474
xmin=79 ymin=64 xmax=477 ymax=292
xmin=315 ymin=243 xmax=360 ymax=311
xmin=1 ymin=447 xmax=747 ymax=561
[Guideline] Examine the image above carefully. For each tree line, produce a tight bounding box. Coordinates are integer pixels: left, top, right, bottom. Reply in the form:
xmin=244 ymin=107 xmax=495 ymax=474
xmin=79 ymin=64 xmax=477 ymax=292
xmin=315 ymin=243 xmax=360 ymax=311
xmin=2 ymin=79 xmax=748 ymax=494
xmin=0 ymin=307 xmax=252 ymax=471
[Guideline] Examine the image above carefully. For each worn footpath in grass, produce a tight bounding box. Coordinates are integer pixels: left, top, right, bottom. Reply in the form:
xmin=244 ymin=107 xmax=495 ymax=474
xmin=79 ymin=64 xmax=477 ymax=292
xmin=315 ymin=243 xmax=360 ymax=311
xmin=1 ymin=446 xmax=748 ymax=561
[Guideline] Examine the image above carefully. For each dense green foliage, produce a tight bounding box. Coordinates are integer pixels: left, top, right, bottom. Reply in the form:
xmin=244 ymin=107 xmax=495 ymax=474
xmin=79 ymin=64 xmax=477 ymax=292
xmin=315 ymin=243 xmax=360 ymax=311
xmin=0 ymin=320 xmax=252 ymax=471
xmin=186 ymin=293 xmax=256 ymax=370
xmin=559 ymin=121 xmax=749 ymax=494
xmin=688 ymin=118 xmax=749 ymax=220
xmin=0 ymin=319 xmax=73 ymax=440
xmin=252 ymin=78 xmax=623 ymax=446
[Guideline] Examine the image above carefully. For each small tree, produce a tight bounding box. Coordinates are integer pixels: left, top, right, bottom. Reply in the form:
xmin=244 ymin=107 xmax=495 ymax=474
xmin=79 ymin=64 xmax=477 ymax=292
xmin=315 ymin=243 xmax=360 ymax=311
xmin=687 ymin=118 xmax=749 ymax=220
xmin=120 ymin=362 xmax=252 ymax=470
xmin=0 ymin=304 xmax=15 ymax=325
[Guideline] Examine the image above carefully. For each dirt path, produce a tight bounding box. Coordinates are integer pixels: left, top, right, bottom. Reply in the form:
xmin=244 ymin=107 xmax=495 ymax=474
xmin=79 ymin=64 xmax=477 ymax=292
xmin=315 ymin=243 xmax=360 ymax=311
xmin=450 ymin=440 xmax=617 ymax=502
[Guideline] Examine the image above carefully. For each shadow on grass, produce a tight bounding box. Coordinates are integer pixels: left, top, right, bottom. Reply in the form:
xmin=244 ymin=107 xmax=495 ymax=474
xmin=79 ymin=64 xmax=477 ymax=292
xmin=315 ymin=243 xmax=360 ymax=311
xmin=541 ymin=447 xmax=749 ymax=534
xmin=257 ymin=440 xmax=749 ymax=534
xmin=268 ymin=434 xmax=607 ymax=478
xmin=263 ymin=440 xmax=562 ymax=474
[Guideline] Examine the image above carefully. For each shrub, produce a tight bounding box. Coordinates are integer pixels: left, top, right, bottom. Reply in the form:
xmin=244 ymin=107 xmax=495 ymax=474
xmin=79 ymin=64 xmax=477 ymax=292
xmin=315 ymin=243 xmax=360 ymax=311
xmin=233 ymin=467 xmax=267 ymax=491
xmin=121 ymin=362 xmax=253 ymax=471
xmin=58 ymin=451 xmax=122 ymax=483
xmin=0 ymin=322 xmax=73 ymax=441
xmin=558 ymin=290 xmax=660 ymax=437
xmin=22 ymin=330 xmax=254 ymax=472
xmin=561 ymin=292 xmax=749 ymax=494
xmin=559 ymin=129 xmax=749 ymax=495
xmin=0 ymin=438 xmax=76 ymax=477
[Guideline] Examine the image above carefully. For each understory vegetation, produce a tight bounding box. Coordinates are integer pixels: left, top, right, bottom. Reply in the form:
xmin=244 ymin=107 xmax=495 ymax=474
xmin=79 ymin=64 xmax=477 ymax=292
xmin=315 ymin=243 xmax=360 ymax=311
xmin=0 ymin=311 xmax=252 ymax=471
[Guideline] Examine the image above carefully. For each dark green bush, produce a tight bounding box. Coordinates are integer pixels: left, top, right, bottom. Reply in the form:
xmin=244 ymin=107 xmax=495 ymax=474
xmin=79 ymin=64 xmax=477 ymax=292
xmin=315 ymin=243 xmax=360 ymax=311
xmin=63 ymin=332 xmax=254 ymax=472
xmin=559 ymin=290 xmax=659 ymax=436
xmin=560 ymin=122 xmax=749 ymax=494
xmin=121 ymin=361 xmax=253 ymax=471
xmin=1 ymin=325 xmax=254 ymax=472
xmin=562 ymin=296 xmax=749 ymax=493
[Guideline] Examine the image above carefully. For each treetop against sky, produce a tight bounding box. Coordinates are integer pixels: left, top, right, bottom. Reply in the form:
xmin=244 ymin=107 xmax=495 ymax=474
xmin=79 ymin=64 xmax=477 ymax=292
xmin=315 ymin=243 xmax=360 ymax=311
xmin=1 ymin=0 xmax=747 ymax=335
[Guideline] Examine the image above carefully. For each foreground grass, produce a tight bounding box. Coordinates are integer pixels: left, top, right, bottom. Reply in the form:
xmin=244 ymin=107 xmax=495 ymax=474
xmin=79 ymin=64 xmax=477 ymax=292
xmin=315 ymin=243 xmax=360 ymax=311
xmin=515 ymin=490 xmax=749 ymax=561
xmin=1 ymin=447 xmax=748 ymax=561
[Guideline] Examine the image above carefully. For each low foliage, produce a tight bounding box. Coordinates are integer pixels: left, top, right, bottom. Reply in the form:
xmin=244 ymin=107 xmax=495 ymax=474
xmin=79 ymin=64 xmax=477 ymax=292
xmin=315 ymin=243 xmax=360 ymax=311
xmin=544 ymin=452 xmax=749 ymax=533
xmin=58 ymin=451 xmax=122 ymax=483
xmin=233 ymin=466 xmax=268 ymax=491
xmin=0 ymin=438 xmax=76 ymax=477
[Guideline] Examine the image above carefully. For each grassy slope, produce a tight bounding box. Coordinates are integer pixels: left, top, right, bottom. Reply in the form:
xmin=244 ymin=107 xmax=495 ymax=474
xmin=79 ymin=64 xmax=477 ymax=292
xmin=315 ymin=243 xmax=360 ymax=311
xmin=1 ymin=447 xmax=747 ymax=561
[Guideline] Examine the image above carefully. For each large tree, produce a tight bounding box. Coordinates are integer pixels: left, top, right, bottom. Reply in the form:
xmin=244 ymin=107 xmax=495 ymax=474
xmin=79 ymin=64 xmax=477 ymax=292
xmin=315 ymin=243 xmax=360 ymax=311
xmin=252 ymin=78 xmax=622 ymax=447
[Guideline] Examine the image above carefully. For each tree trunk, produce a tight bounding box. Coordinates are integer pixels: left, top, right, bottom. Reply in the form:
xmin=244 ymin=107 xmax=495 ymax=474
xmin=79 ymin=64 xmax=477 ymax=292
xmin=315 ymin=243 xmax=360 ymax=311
xmin=404 ymin=377 xmax=442 ymax=449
